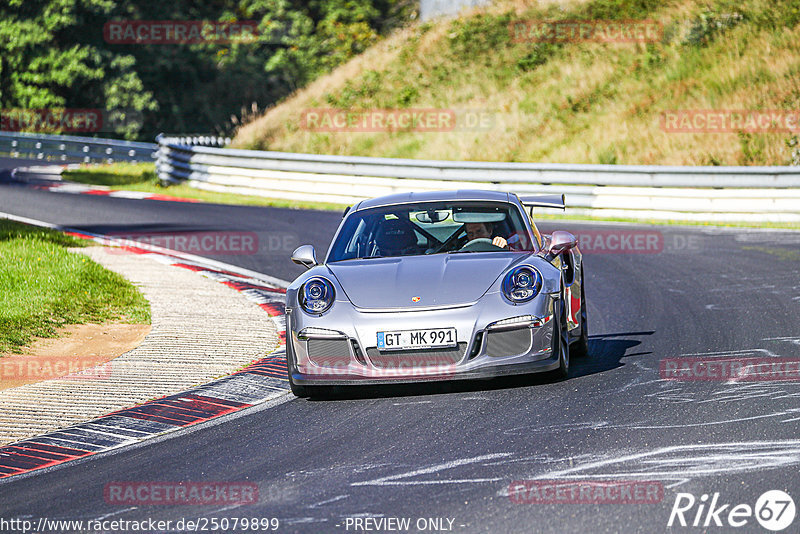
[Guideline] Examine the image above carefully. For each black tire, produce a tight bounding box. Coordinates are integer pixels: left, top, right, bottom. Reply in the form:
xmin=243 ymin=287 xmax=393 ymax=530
xmin=549 ymin=293 xmax=570 ymax=380
xmin=288 ymin=374 xmax=310 ymax=398
xmin=570 ymin=267 xmax=589 ymax=359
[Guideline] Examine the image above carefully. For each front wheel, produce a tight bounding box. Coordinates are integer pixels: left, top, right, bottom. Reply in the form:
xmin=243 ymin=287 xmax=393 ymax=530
xmin=570 ymin=267 xmax=589 ymax=359
xmin=286 ymin=335 xmax=316 ymax=398
xmin=288 ymin=373 xmax=310 ymax=398
xmin=549 ymin=294 xmax=570 ymax=380
xmin=288 ymin=366 xmax=325 ymax=398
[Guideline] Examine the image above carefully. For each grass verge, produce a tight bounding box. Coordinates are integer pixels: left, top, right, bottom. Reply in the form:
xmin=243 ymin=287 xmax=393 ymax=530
xmin=64 ymin=162 xmax=158 ymax=186
xmin=233 ymin=0 xmax=800 ymax=166
xmin=0 ymin=220 xmax=151 ymax=354
xmin=62 ymin=163 xmax=349 ymax=211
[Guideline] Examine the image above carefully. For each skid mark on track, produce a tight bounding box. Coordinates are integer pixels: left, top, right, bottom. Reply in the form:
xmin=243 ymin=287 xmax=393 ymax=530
xmin=352 ymin=453 xmax=512 ymax=487
xmin=619 ymin=339 xmax=800 ymax=407
xmin=765 ymin=336 xmax=800 ymax=346
xmin=348 ymin=442 xmax=800 ymax=493
xmin=517 ymin=440 xmax=800 ymax=490
xmin=503 ymin=420 xmax=612 ymax=436
xmin=309 ymin=495 xmax=349 ymax=508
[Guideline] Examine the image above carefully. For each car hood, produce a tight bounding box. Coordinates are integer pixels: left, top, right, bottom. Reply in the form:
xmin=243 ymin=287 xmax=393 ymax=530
xmin=327 ymin=253 xmax=525 ymax=309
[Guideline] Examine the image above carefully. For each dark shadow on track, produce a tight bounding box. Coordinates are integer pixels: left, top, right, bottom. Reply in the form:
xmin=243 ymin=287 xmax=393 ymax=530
xmin=299 ymin=331 xmax=654 ymax=401
xmin=569 ymin=330 xmax=654 ymax=378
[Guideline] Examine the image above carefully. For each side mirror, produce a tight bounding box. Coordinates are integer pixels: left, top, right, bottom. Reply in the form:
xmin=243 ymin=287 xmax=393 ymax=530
xmin=547 ymin=231 xmax=577 ymax=259
xmin=291 ymin=244 xmax=318 ymax=269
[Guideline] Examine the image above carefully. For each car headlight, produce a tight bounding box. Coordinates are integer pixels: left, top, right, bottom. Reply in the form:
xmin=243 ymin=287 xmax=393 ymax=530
xmin=300 ymin=277 xmax=335 ymax=314
xmin=502 ymin=266 xmax=542 ymax=303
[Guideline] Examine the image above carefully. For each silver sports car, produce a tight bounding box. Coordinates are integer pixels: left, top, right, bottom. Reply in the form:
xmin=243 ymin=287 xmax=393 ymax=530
xmin=285 ymin=190 xmax=587 ymax=397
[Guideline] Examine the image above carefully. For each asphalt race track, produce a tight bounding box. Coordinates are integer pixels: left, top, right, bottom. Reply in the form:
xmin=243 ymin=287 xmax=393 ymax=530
xmin=1 ymin=166 xmax=800 ymax=533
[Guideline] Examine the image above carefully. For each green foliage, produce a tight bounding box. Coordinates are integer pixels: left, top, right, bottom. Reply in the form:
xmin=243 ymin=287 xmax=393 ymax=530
xmin=0 ymin=0 xmax=157 ymax=139
xmin=714 ymin=0 xmax=800 ymax=30
xmin=579 ymin=0 xmax=667 ymax=20
xmin=395 ymin=85 xmax=419 ymax=107
xmin=260 ymin=0 xmax=382 ymax=90
xmin=0 ymin=0 xmax=413 ymax=140
xmin=447 ymin=13 xmax=513 ymax=61
xmin=324 ymin=69 xmax=384 ymax=108
xmin=737 ymin=132 xmax=766 ymax=165
xmin=682 ymin=10 xmax=744 ymax=46
xmin=597 ymin=146 xmax=619 ymax=164
xmin=516 ymin=44 xmax=559 ymax=72
xmin=787 ymin=135 xmax=800 ymax=166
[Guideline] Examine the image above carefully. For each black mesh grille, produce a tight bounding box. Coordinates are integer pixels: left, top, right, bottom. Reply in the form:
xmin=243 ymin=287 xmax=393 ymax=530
xmin=485 ymin=328 xmax=532 ymax=357
xmin=308 ymin=339 xmax=352 ymax=368
xmin=366 ymin=343 xmax=467 ymax=369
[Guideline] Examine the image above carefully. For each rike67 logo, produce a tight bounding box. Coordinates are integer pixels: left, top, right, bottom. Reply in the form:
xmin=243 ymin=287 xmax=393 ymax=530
xmin=668 ymin=490 xmax=795 ymax=531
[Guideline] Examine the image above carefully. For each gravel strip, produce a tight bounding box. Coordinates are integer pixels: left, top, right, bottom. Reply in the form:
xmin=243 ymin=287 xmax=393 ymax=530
xmin=0 ymin=246 xmax=279 ymax=445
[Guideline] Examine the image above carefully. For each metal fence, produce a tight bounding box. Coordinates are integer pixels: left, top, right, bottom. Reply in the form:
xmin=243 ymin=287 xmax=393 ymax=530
xmin=0 ymin=131 xmax=156 ymax=163
xmin=156 ymin=135 xmax=800 ymax=223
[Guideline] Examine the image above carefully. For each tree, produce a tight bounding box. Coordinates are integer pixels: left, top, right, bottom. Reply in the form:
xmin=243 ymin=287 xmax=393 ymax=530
xmin=0 ymin=0 xmax=157 ymax=139
xmin=0 ymin=0 xmax=415 ymax=140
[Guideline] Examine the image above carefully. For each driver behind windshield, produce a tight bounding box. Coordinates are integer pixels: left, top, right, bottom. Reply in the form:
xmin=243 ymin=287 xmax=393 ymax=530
xmin=464 ymin=222 xmax=508 ymax=249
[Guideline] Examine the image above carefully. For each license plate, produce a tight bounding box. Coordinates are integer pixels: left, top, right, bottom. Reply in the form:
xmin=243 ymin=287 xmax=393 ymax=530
xmin=376 ymin=328 xmax=457 ymax=351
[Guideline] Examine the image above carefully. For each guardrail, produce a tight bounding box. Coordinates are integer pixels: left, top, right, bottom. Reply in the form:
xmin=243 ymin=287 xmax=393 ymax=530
xmin=156 ymin=135 xmax=800 ymax=223
xmin=0 ymin=131 xmax=157 ymax=163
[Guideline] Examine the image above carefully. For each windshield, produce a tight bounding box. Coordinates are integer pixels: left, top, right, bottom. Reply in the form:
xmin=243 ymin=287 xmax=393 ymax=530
xmin=327 ymin=201 xmax=534 ymax=262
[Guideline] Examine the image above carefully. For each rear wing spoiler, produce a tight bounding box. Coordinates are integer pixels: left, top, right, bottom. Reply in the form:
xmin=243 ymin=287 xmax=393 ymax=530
xmin=518 ymin=194 xmax=566 ymax=210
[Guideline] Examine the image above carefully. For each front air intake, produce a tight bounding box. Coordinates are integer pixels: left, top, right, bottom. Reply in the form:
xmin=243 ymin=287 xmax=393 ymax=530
xmin=307 ymin=339 xmax=352 ymax=368
xmin=484 ymin=329 xmax=532 ymax=357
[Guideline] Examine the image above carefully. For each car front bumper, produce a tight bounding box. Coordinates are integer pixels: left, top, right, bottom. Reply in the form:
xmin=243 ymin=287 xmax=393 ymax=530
xmin=287 ymin=292 xmax=560 ymax=386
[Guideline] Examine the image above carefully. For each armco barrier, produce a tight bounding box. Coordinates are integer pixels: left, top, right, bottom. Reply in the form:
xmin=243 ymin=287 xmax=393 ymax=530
xmin=0 ymin=131 xmax=158 ymax=163
xmin=156 ymin=135 xmax=800 ymax=223
xmin=2 ymin=131 xmax=797 ymax=223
